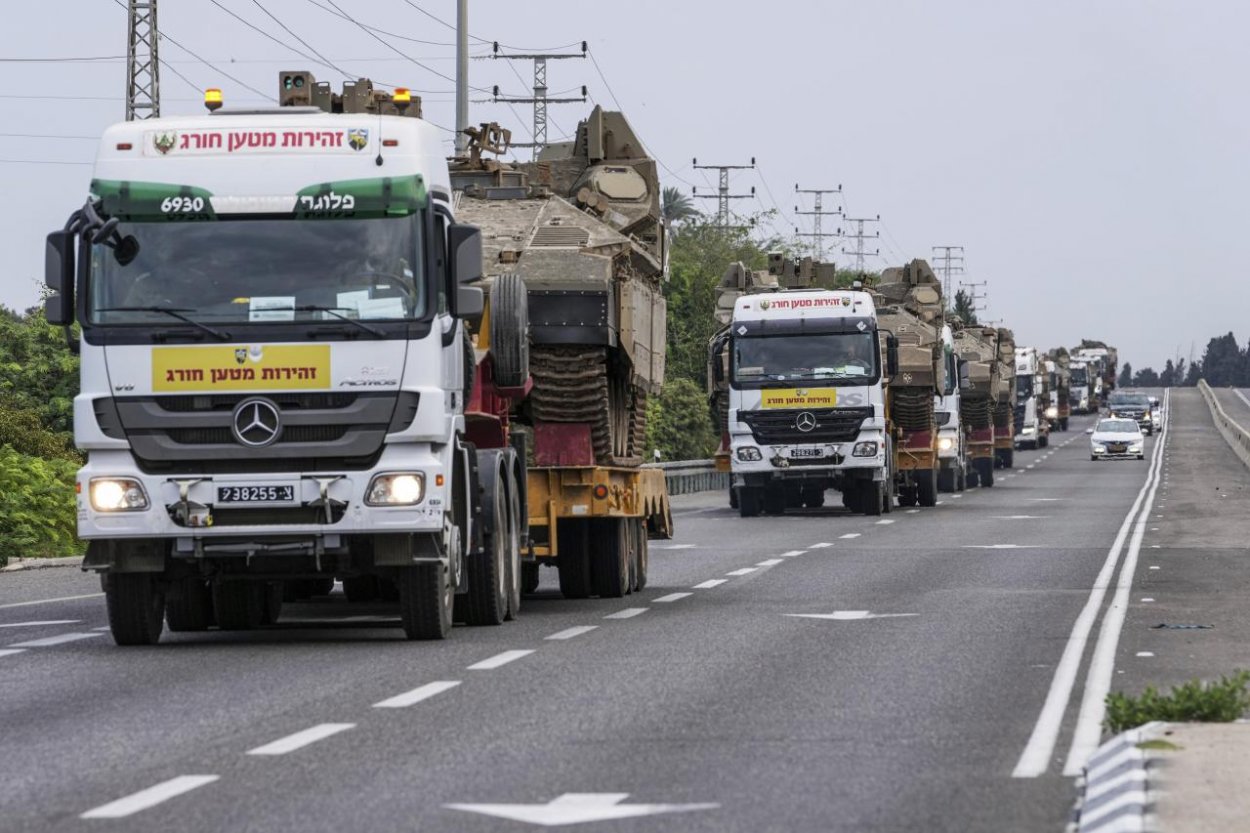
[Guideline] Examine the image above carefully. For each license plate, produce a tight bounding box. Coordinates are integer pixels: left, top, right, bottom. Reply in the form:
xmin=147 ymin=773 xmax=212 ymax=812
xmin=1109 ymin=444 xmax=1126 ymax=453
xmin=789 ymin=447 xmax=826 ymax=459
xmin=216 ymin=484 xmax=296 ymax=504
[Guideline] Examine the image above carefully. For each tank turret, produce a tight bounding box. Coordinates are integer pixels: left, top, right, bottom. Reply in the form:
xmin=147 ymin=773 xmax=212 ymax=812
xmin=869 ymin=259 xmax=945 ymax=431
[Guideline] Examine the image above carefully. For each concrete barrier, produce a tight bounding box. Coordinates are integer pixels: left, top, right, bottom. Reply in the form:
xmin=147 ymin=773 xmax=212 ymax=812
xmin=644 ymin=460 xmax=730 ymax=496
xmin=1197 ymin=380 xmax=1250 ymax=469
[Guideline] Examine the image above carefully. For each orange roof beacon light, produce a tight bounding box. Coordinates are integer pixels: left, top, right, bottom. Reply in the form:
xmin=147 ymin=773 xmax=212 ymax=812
xmin=204 ymin=88 xmax=224 ymax=113
xmin=392 ymin=87 xmax=411 ymax=113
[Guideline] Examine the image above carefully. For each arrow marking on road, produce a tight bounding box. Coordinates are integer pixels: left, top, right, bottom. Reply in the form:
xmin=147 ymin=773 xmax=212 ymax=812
xmin=445 ymin=793 xmax=720 ymax=827
xmin=784 ymin=610 xmax=918 ymax=621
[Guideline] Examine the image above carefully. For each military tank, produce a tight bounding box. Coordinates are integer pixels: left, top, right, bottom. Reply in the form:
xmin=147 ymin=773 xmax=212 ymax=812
xmin=451 ymin=108 xmax=667 ymax=465
xmin=992 ymin=327 xmax=1017 ymax=468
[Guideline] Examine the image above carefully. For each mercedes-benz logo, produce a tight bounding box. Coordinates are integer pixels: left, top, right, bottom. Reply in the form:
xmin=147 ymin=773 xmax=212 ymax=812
xmin=795 ymin=412 xmax=818 ymax=433
xmin=231 ymin=397 xmax=282 ymax=448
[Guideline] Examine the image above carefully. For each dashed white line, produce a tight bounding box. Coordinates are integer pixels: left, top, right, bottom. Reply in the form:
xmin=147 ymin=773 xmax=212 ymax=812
xmin=692 ymin=579 xmax=727 ymax=589
xmin=808 ymin=543 xmax=833 ymax=549
xmin=81 ymin=775 xmax=219 ymax=819
xmin=875 ymin=519 xmax=895 ymax=525
xmin=1136 ymin=652 xmax=1154 ymax=658
xmin=839 ymin=533 xmax=861 ymax=540
xmin=545 ymin=626 xmax=599 ymax=640
xmin=653 ymin=592 xmax=692 ymax=603
xmin=756 ymin=558 xmax=785 ymax=567
xmin=0 ymin=619 xmax=81 ymax=628
xmin=905 ymin=509 xmax=920 ymax=514
xmin=91 ymin=626 xmax=111 ymax=631
xmin=373 ymin=680 xmax=461 ymax=708
xmin=0 ymin=593 xmax=104 ymax=611
xmin=726 ymin=567 xmax=758 ymax=576
xmin=9 ymin=632 xmax=103 ymax=648
xmin=0 ymin=648 xmax=27 ymax=659
xmin=604 ymin=608 xmax=648 ymax=620
xmin=950 ymin=495 xmax=963 ymax=500
xmin=247 ymin=723 xmax=355 ymax=756
xmin=780 ymin=550 xmax=807 ymax=557
xmin=468 ymin=650 xmax=535 ymax=670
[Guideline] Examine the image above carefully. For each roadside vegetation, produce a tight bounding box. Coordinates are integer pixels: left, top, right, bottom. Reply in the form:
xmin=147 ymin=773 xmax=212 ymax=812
xmin=1104 ymin=671 xmax=1250 ymax=734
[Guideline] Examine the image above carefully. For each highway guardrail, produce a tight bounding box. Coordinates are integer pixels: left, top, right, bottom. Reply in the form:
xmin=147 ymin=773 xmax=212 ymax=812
xmin=1197 ymin=379 xmax=1250 ymax=469
xmin=644 ymin=460 xmax=730 ymax=496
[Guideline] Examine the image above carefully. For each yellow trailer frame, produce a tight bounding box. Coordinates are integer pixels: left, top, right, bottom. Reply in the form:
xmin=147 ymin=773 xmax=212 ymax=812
xmin=525 ymin=466 xmax=672 ymax=561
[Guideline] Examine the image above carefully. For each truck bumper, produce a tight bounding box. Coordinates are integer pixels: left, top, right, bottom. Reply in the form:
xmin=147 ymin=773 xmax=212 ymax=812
xmin=729 ymin=432 xmax=887 ymax=485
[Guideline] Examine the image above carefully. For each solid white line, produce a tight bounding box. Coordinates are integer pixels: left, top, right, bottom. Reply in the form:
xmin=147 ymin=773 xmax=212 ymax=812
xmin=9 ymin=632 xmax=103 ymax=648
xmin=0 ymin=619 xmax=80 ymax=628
xmin=692 ymin=579 xmax=727 ymax=589
xmin=604 ymin=608 xmax=648 ymax=620
xmin=1011 ymin=393 xmax=1168 ymax=779
xmin=839 ymin=533 xmax=861 ymax=539
xmin=545 ymin=625 xmax=599 ymax=640
xmin=653 ymin=592 xmax=692 ymax=603
xmin=467 ymin=649 xmax=534 ymax=670
xmin=81 ymin=775 xmax=219 ymax=819
xmin=725 ymin=567 xmax=757 ymax=576
xmin=0 ymin=648 xmax=27 ymax=658
xmin=247 ymin=723 xmax=355 ymax=756
xmin=1064 ymin=395 xmax=1171 ymax=775
xmin=0 ymin=593 xmax=104 ymax=610
xmin=373 ymin=680 xmax=461 ymax=708
xmin=756 ymin=558 xmax=785 ymax=567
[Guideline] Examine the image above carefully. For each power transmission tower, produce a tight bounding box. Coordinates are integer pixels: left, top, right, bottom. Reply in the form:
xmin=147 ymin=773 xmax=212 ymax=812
xmin=958 ymin=279 xmax=987 ymax=320
xmin=491 ymin=42 xmax=587 ymax=159
xmin=125 ymin=0 xmax=160 ymax=120
xmin=841 ymin=215 xmax=881 ymax=275
xmin=794 ymin=184 xmax=842 ymax=259
xmin=692 ymin=158 xmax=755 ymax=229
xmin=932 ymin=245 xmax=965 ymax=302
xmin=454 ymin=0 xmax=468 ymax=153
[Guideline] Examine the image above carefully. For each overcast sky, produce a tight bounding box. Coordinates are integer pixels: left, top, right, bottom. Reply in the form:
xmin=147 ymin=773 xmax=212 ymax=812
xmin=2 ymin=0 xmax=1244 ymax=372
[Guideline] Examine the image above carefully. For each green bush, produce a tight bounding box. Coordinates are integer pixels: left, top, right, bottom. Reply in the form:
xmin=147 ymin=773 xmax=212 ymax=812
xmin=0 ymin=444 xmax=82 ymax=566
xmin=645 ymin=378 xmax=718 ymax=462
xmin=0 ymin=399 xmax=79 ymax=462
xmin=1104 ymin=671 xmax=1250 ymax=733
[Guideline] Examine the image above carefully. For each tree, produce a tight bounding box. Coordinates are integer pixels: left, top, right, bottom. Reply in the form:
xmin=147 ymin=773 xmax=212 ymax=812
xmin=1134 ymin=366 xmax=1160 ymax=387
xmin=0 ymin=305 xmax=79 ymax=436
xmin=1174 ymin=358 xmax=1186 ymax=386
xmin=1200 ymin=333 xmax=1242 ymax=386
xmin=644 ymin=378 xmax=717 ymax=461
xmin=1117 ymin=362 xmax=1133 ymax=388
xmin=1184 ymin=359 xmax=1202 ymax=386
xmin=951 ymin=288 xmax=979 ymax=325
xmin=1159 ymin=359 xmax=1176 ymax=387
xmin=661 ymin=186 xmax=699 ymax=230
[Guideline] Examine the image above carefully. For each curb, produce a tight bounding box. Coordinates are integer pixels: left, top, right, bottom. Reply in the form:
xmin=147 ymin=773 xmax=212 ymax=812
xmin=1069 ymin=721 xmax=1166 ymax=833
xmin=1 ymin=556 xmax=85 ymax=573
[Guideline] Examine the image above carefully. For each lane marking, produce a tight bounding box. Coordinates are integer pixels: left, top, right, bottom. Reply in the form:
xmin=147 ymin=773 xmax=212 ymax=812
xmin=780 ymin=550 xmax=807 ymax=557
xmin=905 ymin=509 xmax=920 ymax=514
xmin=247 ymin=723 xmax=355 ymax=756
xmin=81 ymin=775 xmax=219 ymax=819
xmin=1141 ymin=598 xmax=1155 ymax=603
xmin=839 ymin=533 xmax=861 ymax=540
xmin=0 ymin=593 xmax=104 ymax=611
xmin=373 ymin=680 xmax=461 ymax=708
xmin=808 ymin=543 xmax=833 ymax=549
xmin=468 ymin=650 xmax=535 ymax=670
xmin=755 ymin=558 xmax=785 ymax=567
xmin=725 ymin=567 xmax=758 ymax=576
xmin=0 ymin=648 xmax=27 ymax=658
xmin=0 ymin=619 xmax=81 ymax=628
xmin=1136 ymin=651 xmax=1154 ymax=658
xmin=785 ymin=610 xmax=918 ymax=621
xmin=653 ymin=593 xmax=692 ymax=603
xmin=1013 ymin=391 xmax=1168 ymax=779
xmin=993 ymin=515 xmax=1050 ymax=520
xmin=91 ymin=626 xmax=110 ymax=631
xmin=604 ymin=608 xmax=648 ymax=620
xmin=950 ymin=495 xmax=963 ymax=500
xmin=964 ymin=544 xmax=1042 ymax=550
xmin=546 ymin=626 xmax=599 ymax=640
xmin=9 ymin=632 xmax=103 ymax=648
xmin=654 ymin=544 xmax=697 ymax=550
xmin=876 ymin=519 xmax=895 ymax=525
xmin=935 ymin=500 xmax=945 ymax=505
xmin=692 ymin=579 xmax=727 ymax=589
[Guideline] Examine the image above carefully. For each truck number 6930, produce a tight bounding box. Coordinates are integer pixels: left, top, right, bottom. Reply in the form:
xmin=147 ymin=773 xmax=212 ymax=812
xmin=160 ymin=196 xmax=206 ymax=214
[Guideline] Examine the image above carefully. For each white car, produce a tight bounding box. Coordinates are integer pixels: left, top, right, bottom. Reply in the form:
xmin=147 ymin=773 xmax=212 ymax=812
xmin=1089 ymin=417 xmax=1146 ymax=460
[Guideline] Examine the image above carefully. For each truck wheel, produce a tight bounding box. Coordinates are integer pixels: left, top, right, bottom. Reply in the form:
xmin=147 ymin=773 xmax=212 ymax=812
xmin=738 ymin=487 xmax=762 ymax=518
xmin=490 ymin=273 xmax=530 ymax=388
xmin=966 ymin=465 xmax=979 ymax=488
xmin=464 ymin=467 xmax=509 ymax=626
xmin=632 ymin=518 xmax=649 ymax=591
xmin=398 ymin=563 xmax=453 ymax=640
xmin=165 ymin=578 xmax=212 ymax=633
xmin=1061 ymin=418 xmax=1069 ymax=432
xmin=917 ymin=469 xmax=938 ymax=508
xmin=937 ymin=468 xmax=954 ymax=493
xmin=107 ymin=573 xmax=166 ymax=646
xmin=801 ymin=486 xmax=826 ymax=508
xmin=309 ymin=578 xmax=335 ymax=597
xmin=377 ymin=578 xmax=400 ymax=602
xmin=976 ymin=457 xmax=995 ymax=488
xmin=863 ymin=481 xmax=885 ymax=516
xmin=504 ymin=467 xmax=523 ymax=620
xmin=213 ymin=582 xmax=264 ymax=630
xmin=521 ymin=562 xmax=541 ymax=595
xmin=557 ymin=519 xmax=593 ymax=599
xmin=729 ymin=487 xmax=739 ymax=509
xmin=343 ymin=576 xmax=380 ymax=603
xmin=590 ymin=518 xmax=628 ymax=599
xmin=764 ymin=490 xmax=786 ymax=516
xmin=260 ymin=582 xmax=284 ymax=625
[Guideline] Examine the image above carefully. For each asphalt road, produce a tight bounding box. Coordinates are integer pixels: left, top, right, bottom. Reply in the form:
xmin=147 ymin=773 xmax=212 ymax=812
xmin=0 ymin=408 xmax=1173 ymax=833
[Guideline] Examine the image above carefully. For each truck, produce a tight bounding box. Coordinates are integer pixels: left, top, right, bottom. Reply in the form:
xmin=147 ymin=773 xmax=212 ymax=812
xmin=450 ymin=107 xmax=672 ymax=597
xmin=953 ymin=323 xmax=1010 ymax=485
xmin=1073 ymin=340 xmax=1118 ymax=403
xmin=1046 ymin=348 xmax=1071 ymax=431
xmin=1068 ymin=357 xmax=1093 ymax=413
xmin=1014 ymin=346 xmax=1049 ymax=449
xmin=712 ymin=257 xmax=895 ymax=517
xmin=935 ymin=322 xmax=967 ymax=492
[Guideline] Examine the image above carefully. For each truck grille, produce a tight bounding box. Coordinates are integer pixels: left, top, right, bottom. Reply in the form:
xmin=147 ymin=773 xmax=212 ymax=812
xmin=1013 ymin=404 xmax=1026 ymax=431
xmin=740 ymin=407 xmax=872 ymax=445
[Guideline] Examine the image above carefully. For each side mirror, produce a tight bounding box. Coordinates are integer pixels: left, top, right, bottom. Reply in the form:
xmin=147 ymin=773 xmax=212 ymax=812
xmin=447 ymin=223 xmax=484 ymax=321
xmin=885 ymin=334 xmax=899 ymax=378
xmin=958 ymin=359 xmax=971 ymax=390
xmin=44 ymin=230 xmax=75 ymax=326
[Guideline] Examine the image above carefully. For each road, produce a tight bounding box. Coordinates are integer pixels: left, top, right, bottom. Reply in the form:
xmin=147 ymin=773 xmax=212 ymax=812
xmin=0 ymin=399 xmax=1184 ymax=832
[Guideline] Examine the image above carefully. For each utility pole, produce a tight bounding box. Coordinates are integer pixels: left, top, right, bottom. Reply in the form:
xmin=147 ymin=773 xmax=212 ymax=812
xmin=491 ymin=42 xmax=587 ymax=159
xmin=125 ymin=0 xmax=160 ymax=120
xmin=958 ymin=279 xmax=987 ymax=320
xmin=794 ymin=184 xmax=842 ymax=260
xmin=454 ymin=0 xmax=468 ymax=153
xmin=692 ymin=158 xmax=755 ymax=229
xmin=931 ymin=245 xmax=965 ymax=302
xmin=841 ymin=215 xmax=881 ymax=275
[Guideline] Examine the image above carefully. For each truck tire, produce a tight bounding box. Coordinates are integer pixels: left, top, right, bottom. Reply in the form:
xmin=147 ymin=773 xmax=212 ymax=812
xmin=863 ymin=480 xmax=885 ymax=516
xmin=557 ymin=519 xmax=593 ymax=599
xmin=464 ymin=465 xmax=509 ymax=626
xmin=343 ymin=575 xmax=380 ymax=603
xmin=976 ymin=457 xmax=995 ymax=488
xmin=377 ymin=578 xmax=400 ymax=602
xmin=632 ymin=518 xmax=649 ymax=591
xmin=490 ymin=273 xmax=530 ymax=388
xmin=398 ymin=563 xmax=453 ymax=640
xmin=1060 ymin=418 xmax=1069 ymax=432
xmin=107 ymin=573 xmax=166 ymax=646
xmin=801 ymin=486 xmax=826 ymax=508
xmin=738 ymin=487 xmax=762 ymax=518
xmin=260 ymin=582 xmax=283 ymax=625
xmin=166 ymin=578 xmax=212 ymax=632
xmin=917 ymin=468 xmax=938 ymax=508
xmin=309 ymin=577 xmax=335 ymax=597
xmin=521 ymin=562 xmax=541 ymax=595
xmin=937 ymin=467 xmax=954 ymax=493
xmin=590 ymin=518 xmax=628 ymax=599
xmin=729 ymin=487 xmax=739 ymax=509
xmin=966 ymin=465 xmax=979 ymax=488
xmin=504 ymin=465 xmax=522 ymax=621
xmin=764 ymin=490 xmax=786 ymax=516
xmin=213 ymin=581 xmax=264 ymax=630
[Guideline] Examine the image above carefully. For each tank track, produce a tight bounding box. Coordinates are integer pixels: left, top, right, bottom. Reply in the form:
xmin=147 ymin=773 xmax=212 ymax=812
xmin=992 ymin=401 xmax=1013 ymax=431
xmin=529 ymin=345 xmax=645 ymax=466
xmin=890 ymin=387 xmax=935 ymax=433
xmin=960 ymin=397 xmax=994 ymax=430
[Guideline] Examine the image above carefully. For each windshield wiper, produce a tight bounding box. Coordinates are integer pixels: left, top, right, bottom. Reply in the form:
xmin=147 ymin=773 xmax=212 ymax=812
xmin=97 ymin=306 xmax=231 ymax=341
xmin=293 ymin=305 xmax=386 ymax=338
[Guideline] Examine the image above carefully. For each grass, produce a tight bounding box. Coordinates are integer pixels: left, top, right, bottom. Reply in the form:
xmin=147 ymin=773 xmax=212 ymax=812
xmin=1104 ymin=671 xmax=1250 ymax=734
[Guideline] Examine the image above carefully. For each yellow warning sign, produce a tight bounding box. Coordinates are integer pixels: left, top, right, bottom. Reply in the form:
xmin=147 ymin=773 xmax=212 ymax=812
xmin=152 ymin=345 xmax=331 ymax=392
xmin=760 ymin=388 xmax=837 ymax=409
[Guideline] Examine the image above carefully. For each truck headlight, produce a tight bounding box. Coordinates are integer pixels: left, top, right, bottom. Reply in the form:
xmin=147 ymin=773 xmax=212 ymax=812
xmin=736 ymin=446 xmax=762 ymax=462
xmin=938 ymin=436 xmax=955 ymax=451
xmin=366 ymin=473 xmax=425 ymax=506
xmin=1021 ymin=426 xmax=1035 ymax=435
xmin=1045 ymin=405 xmax=1058 ymax=419
xmin=89 ymin=478 xmax=150 ymax=512
xmin=1143 ymin=412 xmax=1152 ymax=422
xmin=852 ymin=441 xmax=878 ymax=457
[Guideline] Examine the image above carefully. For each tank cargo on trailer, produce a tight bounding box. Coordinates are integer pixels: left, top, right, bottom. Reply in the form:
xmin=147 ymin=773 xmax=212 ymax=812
xmin=992 ymin=328 xmax=1017 ymax=469
xmin=953 ymin=324 xmax=1008 ymax=485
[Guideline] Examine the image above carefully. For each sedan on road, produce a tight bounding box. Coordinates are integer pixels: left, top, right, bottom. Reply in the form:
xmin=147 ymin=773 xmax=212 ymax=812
xmin=1089 ymin=417 xmax=1146 ymax=460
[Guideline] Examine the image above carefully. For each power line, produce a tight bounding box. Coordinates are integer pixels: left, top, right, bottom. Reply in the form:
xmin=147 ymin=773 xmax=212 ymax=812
xmin=249 ymin=0 xmax=355 ymax=80
xmin=208 ymin=0 xmax=343 ymax=78
xmin=0 ymin=133 xmax=98 ymax=139
xmin=692 ymin=158 xmax=756 ymax=229
xmin=794 ymin=184 xmax=842 ymax=259
xmin=932 ymin=245 xmax=966 ymax=302
xmin=0 ymin=55 xmax=125 ymax=62
xmin=397 ymin=0 xmax=583 ymax=52
xmin=0 ymin=158 xmax=93 ymax=166
xmin=490 ymin=43 xmax=586 ymax=159
xmin=842 ymin=215 xmax=881 ymax=274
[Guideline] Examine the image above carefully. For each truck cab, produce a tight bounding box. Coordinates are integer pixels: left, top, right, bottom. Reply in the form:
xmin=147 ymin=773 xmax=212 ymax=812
xmin=935 ymin=323 xmax=966 ymax=491
xmin=1013 ymin=347 xmax=1046 ymax=449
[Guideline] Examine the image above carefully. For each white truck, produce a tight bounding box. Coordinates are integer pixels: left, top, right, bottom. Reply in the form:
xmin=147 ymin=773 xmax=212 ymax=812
xmin=44 ymin=78 xmax=529 ymax=645
xmin=724 ymin=289 xmax=895 ymax=517
xmin=935 ymin=323 xmax=967 ymax=492
xmin=1069 ymin=359 xmax=1093 ymax=413
xmin=1013 ymin=346 xmax=1048 ymax=449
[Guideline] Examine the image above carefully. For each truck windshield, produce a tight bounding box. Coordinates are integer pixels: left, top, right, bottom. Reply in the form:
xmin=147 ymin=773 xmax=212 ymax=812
xmin=1071 ymin=367 xmax=1088 ymax=385
xmin=88 ymin=215 xmax=424 ymax=325
xmin=732 ymin=332 xmax=878 ymax=385
xmin=1015 ymin=375 xmax=1034 ymax=401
